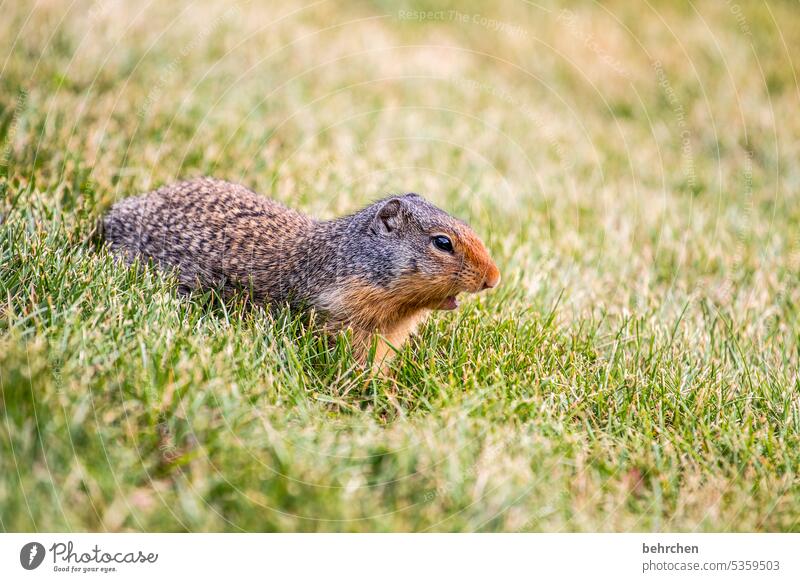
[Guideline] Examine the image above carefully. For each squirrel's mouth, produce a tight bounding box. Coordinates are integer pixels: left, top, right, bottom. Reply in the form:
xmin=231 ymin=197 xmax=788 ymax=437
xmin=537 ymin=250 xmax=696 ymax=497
xmin=437 ymin=295 xmax=459 ymax=310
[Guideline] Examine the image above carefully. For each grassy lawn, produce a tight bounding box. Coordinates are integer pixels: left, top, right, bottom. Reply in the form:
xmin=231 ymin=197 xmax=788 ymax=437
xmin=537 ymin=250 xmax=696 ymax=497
xmin=1 ymin=0 xmax=799 ymax=532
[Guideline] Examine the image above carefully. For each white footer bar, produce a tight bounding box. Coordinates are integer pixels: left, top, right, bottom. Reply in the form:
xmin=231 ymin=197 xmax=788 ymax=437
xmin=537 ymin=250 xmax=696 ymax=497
xmin=1 ymin=533 xmax=797 ymax=581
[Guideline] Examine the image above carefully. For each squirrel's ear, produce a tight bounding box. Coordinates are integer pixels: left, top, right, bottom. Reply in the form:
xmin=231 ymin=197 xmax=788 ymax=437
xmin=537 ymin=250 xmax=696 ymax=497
xmin=373 ymin=198 xmax=404 ymax=234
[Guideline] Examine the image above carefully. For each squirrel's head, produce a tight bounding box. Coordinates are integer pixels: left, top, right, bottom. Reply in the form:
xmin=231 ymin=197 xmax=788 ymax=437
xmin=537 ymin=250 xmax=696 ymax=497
xmin=364 ymin=193 xmax=500 ymax=311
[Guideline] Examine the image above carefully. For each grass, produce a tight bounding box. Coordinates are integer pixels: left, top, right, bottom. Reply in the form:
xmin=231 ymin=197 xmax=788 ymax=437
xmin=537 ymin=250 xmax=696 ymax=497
xmin=1 ymin=0 xmax=800 ymax=531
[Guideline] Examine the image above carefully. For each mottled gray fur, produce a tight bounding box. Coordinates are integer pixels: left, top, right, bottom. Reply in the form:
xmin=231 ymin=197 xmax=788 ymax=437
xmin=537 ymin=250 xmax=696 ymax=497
xmin=103 ymin=177 xmax=467 ymax=306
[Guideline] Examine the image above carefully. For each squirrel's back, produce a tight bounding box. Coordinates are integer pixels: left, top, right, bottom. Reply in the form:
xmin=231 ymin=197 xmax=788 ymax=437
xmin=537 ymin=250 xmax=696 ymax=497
xmin=103 ymin=177 xmax=314 ymax=301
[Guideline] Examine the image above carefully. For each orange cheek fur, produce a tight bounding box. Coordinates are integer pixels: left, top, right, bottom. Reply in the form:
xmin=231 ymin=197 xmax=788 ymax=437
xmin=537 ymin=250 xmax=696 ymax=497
xmin=317 ymin=279 xmax=433 ymax=366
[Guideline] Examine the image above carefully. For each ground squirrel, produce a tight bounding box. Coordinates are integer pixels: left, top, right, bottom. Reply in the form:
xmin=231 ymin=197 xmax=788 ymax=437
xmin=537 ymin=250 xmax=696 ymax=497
xmin=103 ymin=177 xmax=500 ymax=364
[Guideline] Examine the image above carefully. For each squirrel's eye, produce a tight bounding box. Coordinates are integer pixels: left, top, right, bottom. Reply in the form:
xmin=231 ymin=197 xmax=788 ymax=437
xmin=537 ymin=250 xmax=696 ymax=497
xmin=432 ymin=235 xmax=454 ymax=253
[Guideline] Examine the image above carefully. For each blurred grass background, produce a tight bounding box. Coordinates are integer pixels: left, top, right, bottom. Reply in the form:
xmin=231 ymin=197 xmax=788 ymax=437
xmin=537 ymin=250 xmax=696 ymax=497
xmin=1 ymin=0 xmax=799 ymax=531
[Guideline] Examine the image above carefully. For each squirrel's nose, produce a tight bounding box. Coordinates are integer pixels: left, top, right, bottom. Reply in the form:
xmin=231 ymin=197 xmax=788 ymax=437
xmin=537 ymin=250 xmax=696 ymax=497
xmin=481 ymin=268 xmax=501 ymax=290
